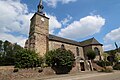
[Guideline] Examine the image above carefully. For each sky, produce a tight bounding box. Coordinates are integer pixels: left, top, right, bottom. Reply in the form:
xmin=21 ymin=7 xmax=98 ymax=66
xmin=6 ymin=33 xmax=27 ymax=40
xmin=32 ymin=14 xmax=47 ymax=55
xmin=0 ymin=0 xmax=120 ymax=51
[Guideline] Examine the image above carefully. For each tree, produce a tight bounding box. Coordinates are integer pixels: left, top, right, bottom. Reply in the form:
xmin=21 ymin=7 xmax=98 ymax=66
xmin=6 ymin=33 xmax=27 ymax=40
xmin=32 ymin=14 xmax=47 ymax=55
xmin=0 ymin=40 xmax=3 ymax=52
xmin=45 ymin=48 xmax=75 ymax=74
xmin=15 ymin=49 xmax=43 ymax=69
xmin=0 ymin=40 xmax=24 ymax=66
xmin=87 ymin=50 xmax=96 ymax=60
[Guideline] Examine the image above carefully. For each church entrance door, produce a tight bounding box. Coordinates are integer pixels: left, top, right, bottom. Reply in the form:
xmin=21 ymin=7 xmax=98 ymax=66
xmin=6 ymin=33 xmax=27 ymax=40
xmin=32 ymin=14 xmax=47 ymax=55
xmin=80 ymin=62 xmax=85 ymax=71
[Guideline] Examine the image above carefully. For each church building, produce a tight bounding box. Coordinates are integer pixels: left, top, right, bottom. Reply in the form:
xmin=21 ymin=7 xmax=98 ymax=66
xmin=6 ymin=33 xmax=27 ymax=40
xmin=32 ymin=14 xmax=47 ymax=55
xmin=25 ymin=0 xmax=104 ymax=72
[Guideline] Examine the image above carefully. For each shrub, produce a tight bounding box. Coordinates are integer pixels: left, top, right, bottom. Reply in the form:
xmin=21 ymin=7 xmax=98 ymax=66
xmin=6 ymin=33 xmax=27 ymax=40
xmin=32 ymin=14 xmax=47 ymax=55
xmin=96 ymin=60 xmax=112 ymax=67
xmin=100 ymin=67 xmax=113 ymax=73
xmin=87 ymin=50 xmax=96 ymax=60
xmin=15 ymin=49 xmax=43 ymax=69
xmin=45 ymin=48 xmax=75 ymax=74
xmin=113 ymin=63 xmax=120 ymax=70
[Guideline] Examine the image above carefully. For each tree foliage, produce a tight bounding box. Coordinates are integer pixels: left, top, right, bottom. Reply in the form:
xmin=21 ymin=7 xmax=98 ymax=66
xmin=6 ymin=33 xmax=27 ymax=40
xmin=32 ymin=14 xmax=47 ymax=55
xmin=87 ymin=50 xmax=96 ymax=60
xmin=15 ymin=49 xmax=43 ymax=68
xmin=96 ymin=60 xmax=112 ymax=67
xmin=0 ymin=40 xmax=23 ymax=66
xmin=45 ymin=48 xmax=75 ymax=74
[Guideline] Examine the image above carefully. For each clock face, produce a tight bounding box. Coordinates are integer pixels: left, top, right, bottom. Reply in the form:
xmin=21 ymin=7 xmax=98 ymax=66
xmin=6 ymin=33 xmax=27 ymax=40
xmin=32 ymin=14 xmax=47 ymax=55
xmin=41 ymin=18 xmax=45 ymax=22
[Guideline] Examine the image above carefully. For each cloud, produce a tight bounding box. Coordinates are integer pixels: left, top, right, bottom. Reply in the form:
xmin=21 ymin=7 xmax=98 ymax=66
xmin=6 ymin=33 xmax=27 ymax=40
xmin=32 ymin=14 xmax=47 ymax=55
xmin=103 ymin=44 xmax=115 ymax=51
xmin=46 ymin=14 xmax=62 ymax=34
xmin=44 ymin=0 xmax=77 ymax=8
xmin=58 ymin=15 xmax=105 ymax=40
xmin=0 ymin=0 xmax=63 ymax=46
xmin=0 ymin=33 xmax=27 ymax=47
xmin=0 ymin=0 xmax=34 ymax=35
xmin=104 ymin=27 xmax=120 ymax=42
xmin=0 ymin=0 xmax=34 ymax=47
xmin=103 ymin=27 xmax=120 ymax=51
xmin=61 ymin=15 xmax=72 ymax=26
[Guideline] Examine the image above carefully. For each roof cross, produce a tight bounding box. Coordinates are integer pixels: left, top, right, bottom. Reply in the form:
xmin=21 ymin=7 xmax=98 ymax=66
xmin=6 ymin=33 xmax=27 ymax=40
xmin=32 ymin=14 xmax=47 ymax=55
xmin=37 ymin=0 xmax=44 ymax=13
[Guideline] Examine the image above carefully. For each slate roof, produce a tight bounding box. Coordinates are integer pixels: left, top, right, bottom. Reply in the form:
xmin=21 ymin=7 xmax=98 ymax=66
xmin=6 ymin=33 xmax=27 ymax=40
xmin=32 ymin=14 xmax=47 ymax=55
xmin=49 ymin=34 xmax=80 ymax=46
xmin=79 ymin=37 xmax=103 ymax=47
xmin=49 ymin=35 xmax=102 ymax=47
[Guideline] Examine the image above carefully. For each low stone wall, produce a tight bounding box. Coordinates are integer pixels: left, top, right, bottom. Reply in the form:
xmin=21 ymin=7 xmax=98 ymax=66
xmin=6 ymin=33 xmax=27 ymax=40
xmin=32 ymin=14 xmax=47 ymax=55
xmin=0 ymin=66 xmax=55 ymax=80
xmin=0 ymin=66 xmax=78 ymax=80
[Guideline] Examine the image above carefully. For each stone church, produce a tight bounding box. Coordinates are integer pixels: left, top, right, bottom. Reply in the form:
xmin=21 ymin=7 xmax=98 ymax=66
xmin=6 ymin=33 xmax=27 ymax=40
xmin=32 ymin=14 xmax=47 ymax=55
xmin=25 ymin=0 xmax=104 ymax=72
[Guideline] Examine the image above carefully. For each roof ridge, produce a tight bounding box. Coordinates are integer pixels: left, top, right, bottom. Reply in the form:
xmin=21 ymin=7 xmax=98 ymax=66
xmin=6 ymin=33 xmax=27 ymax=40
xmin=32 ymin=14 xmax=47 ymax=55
xmin=79 ymin=37 xmax=102 ymax=46
xmin=49 ymin=34 xmax=80 ymax=46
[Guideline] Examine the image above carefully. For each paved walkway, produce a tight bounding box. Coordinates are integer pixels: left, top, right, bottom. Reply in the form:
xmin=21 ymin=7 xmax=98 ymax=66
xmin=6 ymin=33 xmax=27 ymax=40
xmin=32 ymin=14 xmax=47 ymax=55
xmin=23 ymin=71 xmax=120 ymax=80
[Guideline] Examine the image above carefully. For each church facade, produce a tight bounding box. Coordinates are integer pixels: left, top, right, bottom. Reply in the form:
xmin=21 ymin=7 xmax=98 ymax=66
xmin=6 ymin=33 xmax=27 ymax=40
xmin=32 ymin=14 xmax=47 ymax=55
xmin=25 ymin=0 xmax=104 ymax=72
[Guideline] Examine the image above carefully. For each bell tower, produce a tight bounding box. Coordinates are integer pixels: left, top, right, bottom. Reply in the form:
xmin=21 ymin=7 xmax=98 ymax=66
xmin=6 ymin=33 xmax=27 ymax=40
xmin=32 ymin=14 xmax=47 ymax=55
xmin=26 ymin=0 xmax=49 ymax=56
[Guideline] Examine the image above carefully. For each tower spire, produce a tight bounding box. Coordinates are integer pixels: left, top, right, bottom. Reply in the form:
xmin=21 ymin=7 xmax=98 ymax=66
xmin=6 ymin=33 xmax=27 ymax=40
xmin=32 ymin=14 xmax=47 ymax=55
xmin=37 ymin=0 xmax=44 ymax=14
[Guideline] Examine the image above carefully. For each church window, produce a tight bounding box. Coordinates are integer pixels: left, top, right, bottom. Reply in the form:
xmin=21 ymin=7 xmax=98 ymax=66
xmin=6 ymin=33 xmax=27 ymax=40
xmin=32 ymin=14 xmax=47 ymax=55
xmin=76 ymin=47 xmax=79 ymax=56
xmin=94 ymin=47 xmax=100 ymax=55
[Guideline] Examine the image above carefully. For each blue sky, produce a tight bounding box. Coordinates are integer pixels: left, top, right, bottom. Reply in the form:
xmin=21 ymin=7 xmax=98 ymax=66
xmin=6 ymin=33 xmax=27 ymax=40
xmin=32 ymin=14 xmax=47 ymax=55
xmin=0 ymin=0 xmax=120 ymax=51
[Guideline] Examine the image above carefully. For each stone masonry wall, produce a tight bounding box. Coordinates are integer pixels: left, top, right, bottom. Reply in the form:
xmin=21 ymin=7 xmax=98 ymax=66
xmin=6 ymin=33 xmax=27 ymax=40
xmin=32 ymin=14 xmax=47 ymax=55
xmin=49 ymin=41 xmax=84 ymax=58
xmin=27 ymin=13 xmax=49 ymax=56
xmin=0 ymin=66 xmax=55 ymax=80
xmin=92 ymin=45 xmax=104 ymax=61
xmin=49 ymin=40 xmax=86 ymax=72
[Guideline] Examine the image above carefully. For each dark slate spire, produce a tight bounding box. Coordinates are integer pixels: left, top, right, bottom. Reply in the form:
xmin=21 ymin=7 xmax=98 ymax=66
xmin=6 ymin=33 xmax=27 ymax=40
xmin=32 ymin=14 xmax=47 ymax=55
xmin=37 ymin=0 xmax=44 ymax=14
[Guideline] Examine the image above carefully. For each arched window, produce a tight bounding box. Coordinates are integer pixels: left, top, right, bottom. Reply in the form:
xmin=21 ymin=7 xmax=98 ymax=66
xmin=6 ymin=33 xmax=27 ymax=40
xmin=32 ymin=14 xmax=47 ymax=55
xmin=61 ymin=44 xmax=65 ymax=49
xmin=76 ymin=47 xmax=79 ymax=56
xmin=94 ymin=47 xmax=100 ymax=55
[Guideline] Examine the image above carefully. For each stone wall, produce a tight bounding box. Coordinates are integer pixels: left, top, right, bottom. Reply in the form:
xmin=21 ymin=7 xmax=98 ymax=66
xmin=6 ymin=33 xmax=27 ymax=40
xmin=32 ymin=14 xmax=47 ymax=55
xmin=83 ymin=45 xmax=103 ymax=61
xmin=49 ymin=40 xmax=89 ymax=72
xmin=26 ymin=13 xmax=49 ymax=56
xmin=83 ymin=46 xmax=92 ymax=59
xmin=0 ymin=66 xmax=55 ymax=80
xmin=0 ymin=66 xmax=81 ymax=80
xmin=49 ymin=40 xmax=84 ymax=58
xmin=92 ymin=45 xmax=104 ymax=61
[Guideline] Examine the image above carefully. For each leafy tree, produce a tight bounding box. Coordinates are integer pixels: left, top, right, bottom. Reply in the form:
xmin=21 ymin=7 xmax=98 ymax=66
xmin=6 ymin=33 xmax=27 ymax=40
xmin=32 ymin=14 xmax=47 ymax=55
xmin=15 ymin=49 xmax=43 ymax=69
xmin=102 ymin=53 xmax=109 ymax=61
xmin=45 ymin=48 xmax=75 ymax=74
xmin=87 ymin=50 xmax=96 ymax=60
xmin=115 ymin=53 xmax=120 ymax=62
xmin=0 ymin=40 xmax=23 ymax=66
xmin=109 ymin=50 xmax=116 ymax=56
xmin=107 ymin=50 xmax=118 ymax=63
xmin=0 ymin=40 xmax=3 ymax=52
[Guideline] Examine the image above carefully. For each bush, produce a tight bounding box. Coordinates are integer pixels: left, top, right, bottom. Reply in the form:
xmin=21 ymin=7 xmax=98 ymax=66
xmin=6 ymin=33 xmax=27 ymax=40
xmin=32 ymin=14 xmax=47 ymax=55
xmin=87 ymin=50 xmax=96 ymax=60
xmin=15 ymin=49 xmax=43 ymax=69
xmin=100 ymin=67 xmax=113 ymax=73
xmin=96 ymin=60 xmax=112 ymax=67
xmin=45 ymin=48 xmax=75 ymax=74
xmin=113 ymin=63 xmax=120 ymax=70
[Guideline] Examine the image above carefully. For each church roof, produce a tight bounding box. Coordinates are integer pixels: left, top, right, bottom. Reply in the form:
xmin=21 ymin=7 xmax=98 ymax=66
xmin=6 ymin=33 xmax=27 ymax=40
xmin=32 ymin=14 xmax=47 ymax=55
xmin=79 ymin=37 xmax=103 ymax=47
xmin=49 ymin=34 xmax=80 ymax=46
xmin=49 ymin=35 xmax=102 ymax=47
